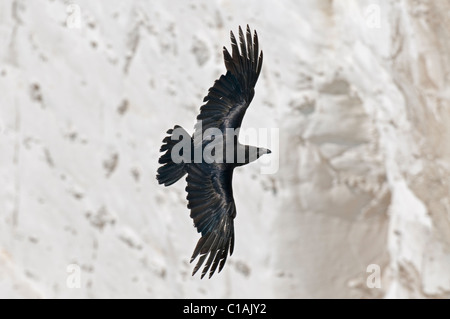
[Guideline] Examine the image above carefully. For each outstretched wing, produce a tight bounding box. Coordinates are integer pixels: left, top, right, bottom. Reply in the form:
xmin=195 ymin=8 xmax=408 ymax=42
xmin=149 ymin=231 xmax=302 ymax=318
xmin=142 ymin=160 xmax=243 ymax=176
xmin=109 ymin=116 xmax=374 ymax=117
xmin=194 ymin=25 xmax=263 ymax=137
xmin=186 ymin=164 xmax=236 ymax=279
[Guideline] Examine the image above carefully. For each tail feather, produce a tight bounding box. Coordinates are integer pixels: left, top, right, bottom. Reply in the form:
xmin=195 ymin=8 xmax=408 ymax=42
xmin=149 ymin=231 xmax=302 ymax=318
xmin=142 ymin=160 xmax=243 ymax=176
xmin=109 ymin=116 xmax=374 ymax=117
xmin=157 ymin=125 xmax=191 ymax=186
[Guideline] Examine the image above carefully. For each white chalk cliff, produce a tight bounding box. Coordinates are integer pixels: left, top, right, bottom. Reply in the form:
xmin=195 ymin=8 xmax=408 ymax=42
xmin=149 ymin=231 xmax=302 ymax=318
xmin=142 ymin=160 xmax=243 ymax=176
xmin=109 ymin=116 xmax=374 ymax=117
xmin=0 ymin=0 xmax=449 ymax=298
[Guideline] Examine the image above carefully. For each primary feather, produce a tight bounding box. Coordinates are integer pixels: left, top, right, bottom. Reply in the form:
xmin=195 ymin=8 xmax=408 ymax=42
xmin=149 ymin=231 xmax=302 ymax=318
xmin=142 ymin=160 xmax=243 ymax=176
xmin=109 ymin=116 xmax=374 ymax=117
xmin=157 ymin=25 xmax=266 ymax=279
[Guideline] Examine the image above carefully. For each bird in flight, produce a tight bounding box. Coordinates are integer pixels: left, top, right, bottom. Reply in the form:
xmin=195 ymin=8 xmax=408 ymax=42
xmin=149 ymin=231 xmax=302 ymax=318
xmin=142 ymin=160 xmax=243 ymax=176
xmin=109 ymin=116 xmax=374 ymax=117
xmin=157 ymin=25 xmax=270 ymax=279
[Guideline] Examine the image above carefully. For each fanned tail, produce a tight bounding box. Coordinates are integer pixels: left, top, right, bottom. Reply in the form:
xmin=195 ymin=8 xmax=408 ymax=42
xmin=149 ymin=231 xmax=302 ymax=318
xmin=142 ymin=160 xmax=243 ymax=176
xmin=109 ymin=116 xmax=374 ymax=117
xmin=157 ymin=125 xmax=192 ymax=186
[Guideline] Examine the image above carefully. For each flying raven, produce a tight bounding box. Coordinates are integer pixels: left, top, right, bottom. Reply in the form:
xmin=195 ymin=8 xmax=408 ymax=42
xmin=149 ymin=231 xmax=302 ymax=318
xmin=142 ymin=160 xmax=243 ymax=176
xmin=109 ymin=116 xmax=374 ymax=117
xmin=157 ymin=25 xmax=270 ymax=279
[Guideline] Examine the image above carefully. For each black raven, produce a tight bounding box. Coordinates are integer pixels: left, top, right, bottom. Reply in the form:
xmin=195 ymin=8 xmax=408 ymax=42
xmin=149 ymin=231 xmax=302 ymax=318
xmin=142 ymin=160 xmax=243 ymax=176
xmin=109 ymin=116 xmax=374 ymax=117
xmin=157 ymin=25 xmax=270 ymax=279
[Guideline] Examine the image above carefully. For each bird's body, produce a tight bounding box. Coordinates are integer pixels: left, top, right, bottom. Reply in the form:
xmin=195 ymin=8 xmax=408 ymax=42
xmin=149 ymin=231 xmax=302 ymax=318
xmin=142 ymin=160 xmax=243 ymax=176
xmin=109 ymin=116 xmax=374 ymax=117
xmin=157 ymin=25 xmax=269 ymax=278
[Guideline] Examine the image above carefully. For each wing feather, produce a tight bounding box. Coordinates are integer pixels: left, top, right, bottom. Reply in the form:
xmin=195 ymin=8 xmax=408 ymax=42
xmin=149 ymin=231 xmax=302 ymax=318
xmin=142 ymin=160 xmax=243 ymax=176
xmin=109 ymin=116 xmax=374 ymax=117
xmin=185 ymin=164 xmax=236 ymax=278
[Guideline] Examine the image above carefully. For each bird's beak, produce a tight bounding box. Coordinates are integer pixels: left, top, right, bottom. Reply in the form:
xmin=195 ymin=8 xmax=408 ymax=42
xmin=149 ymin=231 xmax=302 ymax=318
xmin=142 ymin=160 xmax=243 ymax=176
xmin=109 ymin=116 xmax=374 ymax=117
xmin=267 ymin=149 xmax=272 ymax=154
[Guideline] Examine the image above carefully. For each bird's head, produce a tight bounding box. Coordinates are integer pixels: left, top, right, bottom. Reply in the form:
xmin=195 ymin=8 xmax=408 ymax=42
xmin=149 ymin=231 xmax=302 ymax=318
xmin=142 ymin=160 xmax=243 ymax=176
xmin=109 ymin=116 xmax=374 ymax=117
xmin=256 ymin=147 xmax=272 ymax=158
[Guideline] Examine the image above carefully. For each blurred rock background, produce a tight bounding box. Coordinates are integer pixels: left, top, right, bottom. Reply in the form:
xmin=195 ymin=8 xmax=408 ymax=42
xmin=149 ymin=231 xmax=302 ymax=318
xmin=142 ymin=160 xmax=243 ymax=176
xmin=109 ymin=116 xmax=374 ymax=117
xmin=0 ymin=0 xmax=449 ymax=298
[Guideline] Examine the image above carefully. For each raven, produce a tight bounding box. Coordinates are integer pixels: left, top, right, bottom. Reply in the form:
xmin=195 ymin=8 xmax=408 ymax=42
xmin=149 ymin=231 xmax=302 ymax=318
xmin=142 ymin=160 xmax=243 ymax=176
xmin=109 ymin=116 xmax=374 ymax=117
xmin=157 ymin=25 xmax=270 ymax=279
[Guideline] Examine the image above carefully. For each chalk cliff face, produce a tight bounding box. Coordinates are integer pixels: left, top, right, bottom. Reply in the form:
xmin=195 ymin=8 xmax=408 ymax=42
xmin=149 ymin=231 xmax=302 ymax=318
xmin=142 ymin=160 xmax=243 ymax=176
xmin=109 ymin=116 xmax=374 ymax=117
xmin=0 ymin=0 xmax=449 ymax=298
